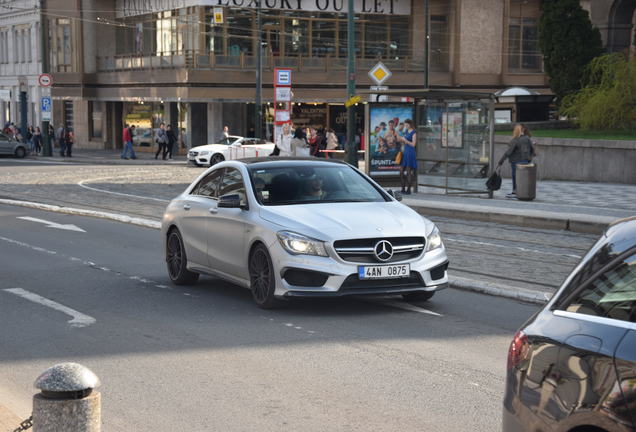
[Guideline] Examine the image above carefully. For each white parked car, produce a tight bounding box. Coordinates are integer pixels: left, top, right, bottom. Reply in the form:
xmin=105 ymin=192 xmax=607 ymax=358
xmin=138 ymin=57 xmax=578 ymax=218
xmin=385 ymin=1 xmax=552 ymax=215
xmin=162 ymin=158 xmax=449 ymax=308
xmin=187 ymin=136 xmax=275 ymax=166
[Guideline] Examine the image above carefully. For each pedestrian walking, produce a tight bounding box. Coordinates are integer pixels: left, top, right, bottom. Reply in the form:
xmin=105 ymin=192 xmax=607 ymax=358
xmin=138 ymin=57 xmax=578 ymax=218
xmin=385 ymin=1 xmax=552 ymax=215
xmin=64 ymin=127 xmax=74 ymax=157
xmin=166 ymin=124 xmax=177 ymax=160
xmin=325 ymin=128 xmax=338 ymax=158
xmin=313 ymin=128 xmax=326 ymax=158
xmin=155 ymin=123 xmax=168 ymax=160
xmin=56 ymin=124 xmax=67 ymax=157
xmin=497 ymin=124 xmax=536 ymax=199
xmin=291 ymin=127 xmax=310 ymax=157
xmin=32 ymin=127 xmax=43 ymax=154
xmin=398 ymin=119 xmax=417 ymax=195
xmin=277 ymin=123 xmax=293 ymax=157
xmin=120 ymin=124 xmax=137 ymax=160
xmin=47 ymin=124 xmax=55 ymax=149
xmin=26 ymin=125 xmax=34 ymax=153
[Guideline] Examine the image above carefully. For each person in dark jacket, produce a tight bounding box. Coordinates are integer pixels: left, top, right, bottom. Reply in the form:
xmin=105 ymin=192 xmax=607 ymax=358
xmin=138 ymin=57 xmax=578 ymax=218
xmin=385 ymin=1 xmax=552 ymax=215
xmin=165 ymin=124 xmax=177 ymax=160
xmin=313 ymin=128 xmax=326 ymax=158
xmin=497 ymin=124 xmax=535 ymax=198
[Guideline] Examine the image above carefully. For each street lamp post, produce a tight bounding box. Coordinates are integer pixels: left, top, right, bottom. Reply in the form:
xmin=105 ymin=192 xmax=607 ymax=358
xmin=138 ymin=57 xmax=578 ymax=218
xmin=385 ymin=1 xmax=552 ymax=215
xmin=255 ymin=2 xmax=262 ymax=139
xmin=40 ymin=0 xmax=52 ymax=156
xmin=345 ymin=0 xmax=357 ymax=166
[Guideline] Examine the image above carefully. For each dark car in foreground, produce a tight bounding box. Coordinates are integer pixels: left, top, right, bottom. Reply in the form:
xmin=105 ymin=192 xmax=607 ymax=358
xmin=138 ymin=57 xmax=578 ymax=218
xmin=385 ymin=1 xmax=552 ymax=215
xmin=503 ymin=217 xmax=636 ymax=431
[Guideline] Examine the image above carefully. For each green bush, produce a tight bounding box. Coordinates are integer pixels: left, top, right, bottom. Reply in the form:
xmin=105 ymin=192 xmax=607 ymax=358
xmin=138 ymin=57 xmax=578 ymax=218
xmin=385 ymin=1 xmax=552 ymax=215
xmin=561 ymin=54 xmax=636 ymax=131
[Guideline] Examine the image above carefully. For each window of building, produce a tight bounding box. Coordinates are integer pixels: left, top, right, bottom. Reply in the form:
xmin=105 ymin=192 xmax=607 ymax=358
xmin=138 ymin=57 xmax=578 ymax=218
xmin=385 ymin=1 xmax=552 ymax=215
xmin=285 ymin=15 xmax=309 ymax=57
xmin=227 ymin=8 xmax=254 ymax=56
xmin=508 ymin=17 xmax=541 ymax=72
xmin=430 ymin=15 xmax=449 ymax=71
xmin=311 ymin=15 xmax=336 ymax=57
xmin=89 ymin=101 xmax=103 ymax=139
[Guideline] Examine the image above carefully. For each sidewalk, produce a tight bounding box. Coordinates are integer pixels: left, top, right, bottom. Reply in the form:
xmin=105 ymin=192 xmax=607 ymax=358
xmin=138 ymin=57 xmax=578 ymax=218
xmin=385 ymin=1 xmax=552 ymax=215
xmin=30 ymin=150 xmax=635 ymax=234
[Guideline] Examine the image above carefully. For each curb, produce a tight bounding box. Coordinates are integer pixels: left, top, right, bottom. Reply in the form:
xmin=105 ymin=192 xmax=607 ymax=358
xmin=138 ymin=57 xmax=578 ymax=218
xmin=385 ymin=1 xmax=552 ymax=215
xmin=1 ymin=198 xmax=551 ymax=306
xmin=407 ymin=202 xmax=616 ymax=234
xmin=449 ymin=275 xmax=549 ymax=305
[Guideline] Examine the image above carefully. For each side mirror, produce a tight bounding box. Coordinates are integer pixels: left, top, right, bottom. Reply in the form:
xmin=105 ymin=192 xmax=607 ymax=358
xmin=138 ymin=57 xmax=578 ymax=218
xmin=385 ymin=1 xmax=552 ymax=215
xmin=386 ymin=189 xmax=403 ymax=202
xmin=218 ymin=193 xmax=243 ymax=209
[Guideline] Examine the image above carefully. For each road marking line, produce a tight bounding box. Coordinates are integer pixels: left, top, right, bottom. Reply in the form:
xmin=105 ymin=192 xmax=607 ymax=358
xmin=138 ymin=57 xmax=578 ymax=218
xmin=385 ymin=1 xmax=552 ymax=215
xmin=372 ymin=299 xmax=443 ymax=317
xmin=77 ymin=179 xmax=170 ymax=203
xmin=17 ymin=216 xmax=86 ymax=232
xmin=0 ymin=198 xmax=161 ymax=230
xmin=3 ymin=288 xmax=96 ymax=328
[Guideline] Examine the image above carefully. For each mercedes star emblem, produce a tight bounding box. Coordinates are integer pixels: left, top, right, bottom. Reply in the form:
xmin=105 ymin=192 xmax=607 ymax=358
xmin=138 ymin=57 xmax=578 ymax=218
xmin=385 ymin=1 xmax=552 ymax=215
xmin=374 ymin=240 xmax=394 ymax=262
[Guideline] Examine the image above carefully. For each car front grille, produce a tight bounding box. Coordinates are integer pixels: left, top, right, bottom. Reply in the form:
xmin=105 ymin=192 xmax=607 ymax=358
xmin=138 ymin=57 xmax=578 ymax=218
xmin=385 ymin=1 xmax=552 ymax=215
xmin=333 ymin=237 xmax=426 ymax=263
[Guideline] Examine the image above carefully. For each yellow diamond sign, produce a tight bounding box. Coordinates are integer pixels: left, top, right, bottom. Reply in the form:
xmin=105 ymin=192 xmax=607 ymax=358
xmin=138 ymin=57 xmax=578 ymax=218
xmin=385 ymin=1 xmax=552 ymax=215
xmin=368 ymin=62 xmax=392 ymax=85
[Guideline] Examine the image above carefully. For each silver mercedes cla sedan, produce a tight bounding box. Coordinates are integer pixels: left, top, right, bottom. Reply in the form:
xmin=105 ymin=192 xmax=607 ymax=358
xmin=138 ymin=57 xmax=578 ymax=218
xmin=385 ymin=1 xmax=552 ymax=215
xmin=161 ymin=158 xmax=449 ymax=308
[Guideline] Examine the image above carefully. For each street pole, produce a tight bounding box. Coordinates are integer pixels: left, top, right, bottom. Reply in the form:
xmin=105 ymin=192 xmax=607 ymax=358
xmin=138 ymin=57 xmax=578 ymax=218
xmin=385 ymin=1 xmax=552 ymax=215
xmin=255 ymin=1 xmax=262 ymax=139
xmin=40 ymin=0 xmax=52 ymax=156
xmin=345 ymin=0 xmax=357 ymax=166
xmin=424 ymin=0 xmax=430 ymax=89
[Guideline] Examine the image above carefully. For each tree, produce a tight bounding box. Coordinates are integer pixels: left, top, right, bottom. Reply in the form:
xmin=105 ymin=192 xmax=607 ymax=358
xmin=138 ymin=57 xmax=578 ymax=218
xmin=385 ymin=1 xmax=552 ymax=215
xmin=539 ymin=0 xmax=603 ymax=104
xmin=561 ymin=54 xmax=636 ymax=131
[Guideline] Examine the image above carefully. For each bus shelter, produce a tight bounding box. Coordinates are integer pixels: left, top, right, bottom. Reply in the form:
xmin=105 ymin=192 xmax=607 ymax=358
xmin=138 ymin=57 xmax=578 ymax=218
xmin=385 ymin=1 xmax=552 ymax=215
xmin=364 ymin=89 xmax=495 ymax=196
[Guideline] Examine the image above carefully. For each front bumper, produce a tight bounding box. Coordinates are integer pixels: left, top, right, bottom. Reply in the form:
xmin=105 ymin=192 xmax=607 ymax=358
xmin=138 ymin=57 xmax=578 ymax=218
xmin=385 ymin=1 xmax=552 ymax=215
xmin=270 ymin=241 xmax=449 ymax=298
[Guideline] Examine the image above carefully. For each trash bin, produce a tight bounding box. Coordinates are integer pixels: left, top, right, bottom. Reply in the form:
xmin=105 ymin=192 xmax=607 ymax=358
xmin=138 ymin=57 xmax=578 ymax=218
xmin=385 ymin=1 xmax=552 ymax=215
xmin=516 ymin=163 xmax=537 ymax=201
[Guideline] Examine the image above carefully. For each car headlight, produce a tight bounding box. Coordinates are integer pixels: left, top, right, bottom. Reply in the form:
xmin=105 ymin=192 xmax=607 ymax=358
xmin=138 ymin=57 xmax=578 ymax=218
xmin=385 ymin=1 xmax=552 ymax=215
xmin=277 ymin=231 xmax=328 ymax=257
xmin=426 ymin=226 xmax=443 ymax=252
xmin=199 ymin=151 xmax=209 ymax=156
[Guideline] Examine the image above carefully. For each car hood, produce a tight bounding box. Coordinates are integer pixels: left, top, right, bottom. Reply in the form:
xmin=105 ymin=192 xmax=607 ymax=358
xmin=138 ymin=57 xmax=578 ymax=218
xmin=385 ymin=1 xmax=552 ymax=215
xmin=189 ymin=144 xmax=227 ymax=152
xmin=259 ymin=201 xmax=433 ymax=241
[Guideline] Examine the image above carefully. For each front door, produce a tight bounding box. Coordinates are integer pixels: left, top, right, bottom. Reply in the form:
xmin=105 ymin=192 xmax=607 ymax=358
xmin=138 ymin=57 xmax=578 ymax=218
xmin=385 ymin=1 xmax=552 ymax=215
xmin=207 ymin=167 xmax=249 ymax=279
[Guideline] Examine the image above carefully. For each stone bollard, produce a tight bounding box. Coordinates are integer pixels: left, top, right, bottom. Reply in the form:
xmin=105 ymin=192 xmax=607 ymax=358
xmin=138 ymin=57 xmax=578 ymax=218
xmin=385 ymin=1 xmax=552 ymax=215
xmin=32 ymin=363 xmax=101 ymax=432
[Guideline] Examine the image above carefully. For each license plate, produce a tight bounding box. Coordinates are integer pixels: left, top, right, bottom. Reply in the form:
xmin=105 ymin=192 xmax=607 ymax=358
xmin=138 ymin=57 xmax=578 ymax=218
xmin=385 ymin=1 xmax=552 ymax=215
xmin=358 ymin=264 xmax=410 ymax=280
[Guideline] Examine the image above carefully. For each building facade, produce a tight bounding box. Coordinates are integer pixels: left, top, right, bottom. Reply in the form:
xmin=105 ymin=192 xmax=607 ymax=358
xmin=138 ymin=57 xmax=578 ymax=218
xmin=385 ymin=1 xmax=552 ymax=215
xmin=40 ymin=0 xmax=635 ymax=151
xmin=0 ymin=0 xmax=43 ymax=129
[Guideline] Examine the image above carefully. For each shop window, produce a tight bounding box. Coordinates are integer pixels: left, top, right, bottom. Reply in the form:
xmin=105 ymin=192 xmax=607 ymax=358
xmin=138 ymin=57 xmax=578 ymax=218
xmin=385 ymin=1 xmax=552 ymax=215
xmin=338 ymin=19 xmax=362 ymax=58
xmin=430 ymin=15 xmax=449 ymax=71
xmin=227 ymin=9 xmax=254 ymax=56
xmin=508 ymin=17 xmax=541 ymax=72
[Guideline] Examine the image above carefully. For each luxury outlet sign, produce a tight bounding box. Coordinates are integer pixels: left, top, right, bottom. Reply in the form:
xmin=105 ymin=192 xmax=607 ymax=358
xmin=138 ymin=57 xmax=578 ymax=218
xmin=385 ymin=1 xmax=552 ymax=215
xmin=116 ymin=0 xmax=410 ymax=17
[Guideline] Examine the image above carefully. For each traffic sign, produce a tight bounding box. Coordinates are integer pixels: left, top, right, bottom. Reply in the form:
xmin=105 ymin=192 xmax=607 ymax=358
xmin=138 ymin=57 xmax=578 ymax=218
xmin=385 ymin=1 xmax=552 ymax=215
xmin=41 ymin=97 xmax=52 ymax=112
xmin=368 ymin=62 xmax=392 ymax=86
xmin=275 ymin=69 xmax=292 ymax=86
xmin=38 ymin=73 xmax=53 ymax=87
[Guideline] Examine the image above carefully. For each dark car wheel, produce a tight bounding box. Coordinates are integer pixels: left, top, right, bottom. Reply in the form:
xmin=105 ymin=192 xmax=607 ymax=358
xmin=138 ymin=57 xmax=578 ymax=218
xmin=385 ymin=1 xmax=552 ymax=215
xmin=402 ymin=291 xmax=435 ymax=302
xmin=14 ymin=147 xmax=26 ymax=158
xmin=210 ymin=153 xmax=224 ymax=166
xmin=166 ymin=229 xmax=199 ymax=285
xmin=249 ymin=244 xmax=282 ymax=309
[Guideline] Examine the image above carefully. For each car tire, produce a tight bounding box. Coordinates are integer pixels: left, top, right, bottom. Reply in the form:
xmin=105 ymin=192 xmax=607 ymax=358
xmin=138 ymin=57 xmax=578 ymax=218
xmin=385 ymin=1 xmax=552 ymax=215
xmin=249 ymin=244 xmax=282 ymax=309
xmin=210 ymin=153 xmax=224 ymax=166
xmin=166 ymin=228 xmax=199 ymax=285
xmin=14 ymin=147 xmax=26 ymax=158
xmin=402 ymin=291 xmax=435 ymax=302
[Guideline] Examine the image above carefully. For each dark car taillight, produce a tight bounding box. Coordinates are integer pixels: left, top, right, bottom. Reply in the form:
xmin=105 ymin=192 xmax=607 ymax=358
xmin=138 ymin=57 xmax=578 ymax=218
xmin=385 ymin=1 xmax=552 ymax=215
xmin=507 ymin=330 xmax=529 ymax=370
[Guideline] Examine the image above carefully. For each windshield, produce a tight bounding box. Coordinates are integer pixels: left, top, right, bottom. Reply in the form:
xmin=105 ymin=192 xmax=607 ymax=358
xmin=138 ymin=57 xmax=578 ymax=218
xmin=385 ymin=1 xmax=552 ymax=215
xmin=218 ymin=137 xmax=240 ymax=145
xmin=248 ymin=164 xmax=389 ymax=205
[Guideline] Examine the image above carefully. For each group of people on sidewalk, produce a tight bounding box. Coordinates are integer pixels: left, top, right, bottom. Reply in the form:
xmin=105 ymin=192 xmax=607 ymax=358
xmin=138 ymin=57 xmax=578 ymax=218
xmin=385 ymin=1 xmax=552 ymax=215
xmin=119 ymin=122 xmax=180 ymax=161
xmin=273 ymin=124 xmax=351 ymax=159
xmin=3 ymin=122 xmax=74 ymax=157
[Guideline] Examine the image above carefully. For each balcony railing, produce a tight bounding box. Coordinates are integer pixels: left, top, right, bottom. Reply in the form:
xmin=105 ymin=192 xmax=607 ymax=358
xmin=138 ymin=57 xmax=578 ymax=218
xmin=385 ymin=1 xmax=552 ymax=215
xmin=96 ymin=50 xmax=427 ymax=73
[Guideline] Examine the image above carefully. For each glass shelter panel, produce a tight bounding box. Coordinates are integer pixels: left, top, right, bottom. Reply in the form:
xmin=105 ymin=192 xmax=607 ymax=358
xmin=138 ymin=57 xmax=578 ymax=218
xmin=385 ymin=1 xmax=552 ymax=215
xmin=417 ymin=100 xmax=492 ymax=194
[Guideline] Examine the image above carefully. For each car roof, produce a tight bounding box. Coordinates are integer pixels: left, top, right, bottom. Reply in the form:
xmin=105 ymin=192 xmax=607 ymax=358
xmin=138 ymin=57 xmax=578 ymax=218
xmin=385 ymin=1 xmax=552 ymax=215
xmin=237 ymin=157 xmax=350 ymax=167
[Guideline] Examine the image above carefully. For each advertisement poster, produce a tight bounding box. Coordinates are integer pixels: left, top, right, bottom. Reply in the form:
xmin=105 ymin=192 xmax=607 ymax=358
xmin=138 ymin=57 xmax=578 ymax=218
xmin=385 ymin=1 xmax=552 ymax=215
xmin=442 ymin=112 xmax=463 ymax=148
xmin=369 ymin=104 xmax=414 ymax=175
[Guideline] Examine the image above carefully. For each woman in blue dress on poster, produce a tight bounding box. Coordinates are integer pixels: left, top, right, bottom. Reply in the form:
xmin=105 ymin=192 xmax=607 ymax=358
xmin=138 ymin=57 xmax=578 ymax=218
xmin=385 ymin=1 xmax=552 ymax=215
xmin=399 ymin=119 xmax=417 ymax=194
